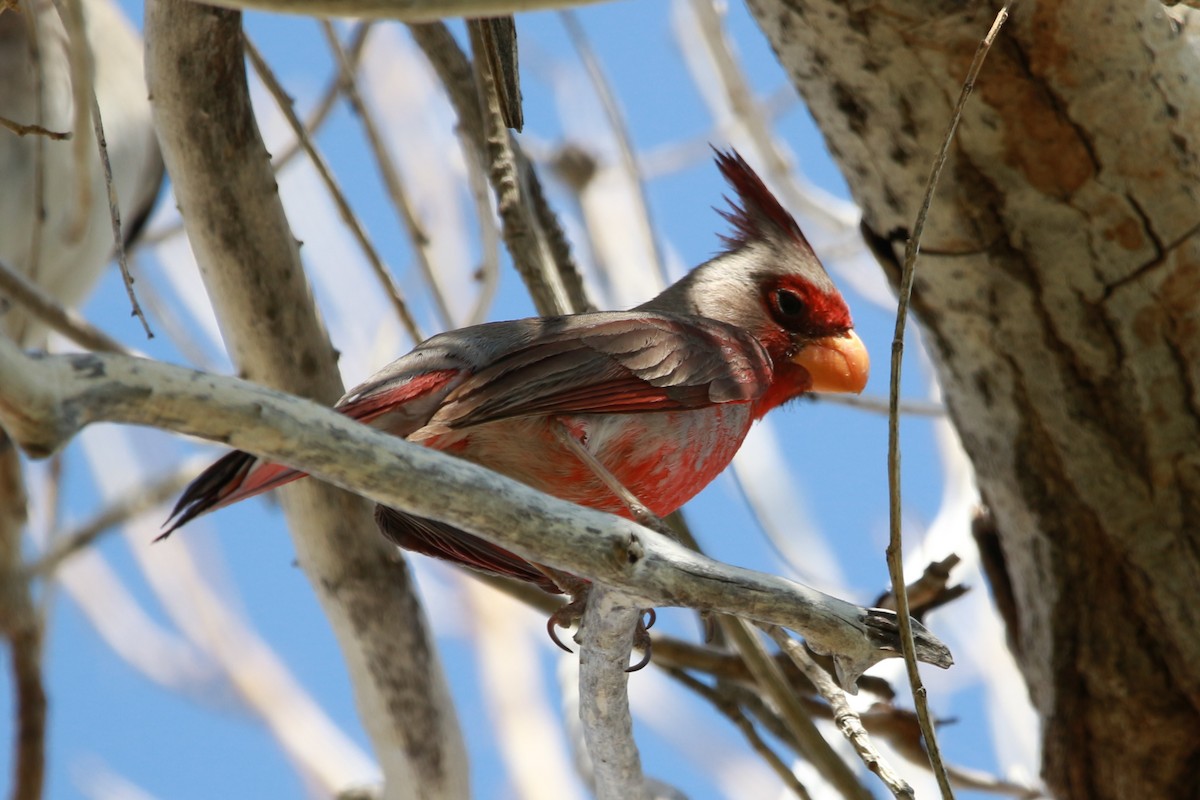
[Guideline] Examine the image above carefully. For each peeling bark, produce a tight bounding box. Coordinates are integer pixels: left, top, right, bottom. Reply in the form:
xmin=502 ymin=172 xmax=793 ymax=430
xmin=749 ymin=1 xmax=1200 ymax=796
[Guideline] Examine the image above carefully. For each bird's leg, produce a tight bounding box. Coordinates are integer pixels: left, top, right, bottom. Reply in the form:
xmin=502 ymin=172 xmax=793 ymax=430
xmin=552 ymin=420 xmax=661 ymax=670
xmin=551 ymin=420 xmax=678 ymax=541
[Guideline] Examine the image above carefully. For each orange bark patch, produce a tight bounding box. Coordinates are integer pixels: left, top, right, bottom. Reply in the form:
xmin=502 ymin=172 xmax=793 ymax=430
xmin=974 ymin=53 xmax=1094 ymax=198
xmin=1104 ymin=216 xmax=1146 ymax=252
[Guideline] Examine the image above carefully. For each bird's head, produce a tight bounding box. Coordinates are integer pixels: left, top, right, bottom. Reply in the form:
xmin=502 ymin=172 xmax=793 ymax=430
xmin=647 ymin=149 xmax=870 ymax=416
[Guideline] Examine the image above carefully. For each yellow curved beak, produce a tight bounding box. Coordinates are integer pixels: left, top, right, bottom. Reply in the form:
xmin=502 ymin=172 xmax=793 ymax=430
xmin=790 ymin=329 xmax=870 ymax=394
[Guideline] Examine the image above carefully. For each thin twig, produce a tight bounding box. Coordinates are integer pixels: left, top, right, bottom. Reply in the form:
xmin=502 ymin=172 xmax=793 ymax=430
xmin=665 ymin=668 xmax=813 ymax=800
xmin=320 ymin=20 xmax=455 ymax=329
xmin=887 ymin=5 xmax=1013 ymax=799
xmin=812 ymin=392 xmax=945 ymax=417
xmin=275 ymin=21 xmax=372 ymax=172
xmin=0 ymin=258 xmax=129 ymax=353
xmin=766 ymin=625 xmax=914 ymax=799
xmin=88 ymin=87 xmax=153 ymax=339
xmin=718 ymin=617 xmax=874 ymax=800
xmin=243 ymin=33 xmax=424 ymax=343
xmin=0 ymin=115 xmax=70 ymax=139
xmin=23 ymin=463 xmax=200 ymax=579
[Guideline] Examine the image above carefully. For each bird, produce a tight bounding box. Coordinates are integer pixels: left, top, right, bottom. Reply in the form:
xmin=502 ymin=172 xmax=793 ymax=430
xmin=0 ymin=0 xmax=163 ymax=347
xmin=162 ymin=149 xmax=869 ymax=607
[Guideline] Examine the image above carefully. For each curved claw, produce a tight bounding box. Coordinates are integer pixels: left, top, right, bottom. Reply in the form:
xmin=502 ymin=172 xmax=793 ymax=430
xmin=624 ymin=609 xmax=655 ymax=672
xmin=625 ymin=646 xmax=652 ymax=673
xmin=547 ymin=616 xmax=575 ymax=654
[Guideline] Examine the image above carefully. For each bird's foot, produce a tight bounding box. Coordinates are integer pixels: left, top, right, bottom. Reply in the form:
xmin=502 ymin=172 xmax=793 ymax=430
xmin=545 ymin=580 xmax=657 ymax=672
xmin=625 ymin=608 xmax=656 ymax=672
xmin=546 ymin=587 xmax=588 ymax=654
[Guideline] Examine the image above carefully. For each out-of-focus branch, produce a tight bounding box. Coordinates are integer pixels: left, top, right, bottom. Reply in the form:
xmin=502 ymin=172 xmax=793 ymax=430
xmin=718 ymin=617 xmax=873 ymax=800
xmin=320 ymin=20 xmax=451 ymax=330
xmin=143 ymin=3 xmax=467 ymax=797
xmin=22 ymin=462 xmax=198 ymax=579
xmin=0 ymin=257 xmax=127 ymax=354
xmin=275 ymin=21 xmax=371 ymax=172
xmin=666 ymin=667 xmax=812 ymax=800
xmin=243 ymin=34 xmax=423 ymax=343
xmin=684 ymin=0 xmax=857 ymax=232
xmin=0 ymin=440 xmax=44 ymax=800
xmin=560 ymin=10 xmax=667 ymax=288
xmin=766 ymin=625 xmax=913 ymax=799
xmin=179 ymin=0 xmax=606 ymax=21
xmin=873 ymin=554 xmax=968 ymax=621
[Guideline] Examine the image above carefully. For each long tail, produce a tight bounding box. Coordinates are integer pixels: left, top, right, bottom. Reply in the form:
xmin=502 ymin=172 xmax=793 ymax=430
xmin=158 ymin=452 xmax=305 ymax=540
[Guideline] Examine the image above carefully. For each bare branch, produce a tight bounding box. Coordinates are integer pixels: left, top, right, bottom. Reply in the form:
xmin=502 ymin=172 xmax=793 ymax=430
xmin=0 ymin=342 xmax=953 ymax=684
xmin=0 ymin=257 xmax=128 ymax=354
xmin=766 ymin=625 xmax=914 ymax=799
xmin=0 ymin=443 xmax=44 ymax=800
xmin=885 ymin=5 xmax=1013 ymax=798
xmin=0 ymin=114 xmax=70 ymax=139
xmin=666 ymin=667 xmax=812 ymax=800
xmin=577 ymin=587 xmax=650 ymax=800
xmin=143 ymin=2 xmax=466 ymax=795
xmin=718 ymin=617 xmax=873 ymax=800
xmin=243 ymin=34 xmax=424 ymax=343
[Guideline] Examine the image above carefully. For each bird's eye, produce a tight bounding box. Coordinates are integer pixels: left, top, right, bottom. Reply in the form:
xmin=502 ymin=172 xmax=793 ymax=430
xmin=772 ymin=288 xmax=807 ymax=321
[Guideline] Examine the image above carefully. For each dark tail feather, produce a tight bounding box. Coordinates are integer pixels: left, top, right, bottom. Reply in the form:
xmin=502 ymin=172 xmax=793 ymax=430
xmin=157 ymin=450 xmax=258 ymax=541
xmin=374 ymin=505 xmax=563 ymax=594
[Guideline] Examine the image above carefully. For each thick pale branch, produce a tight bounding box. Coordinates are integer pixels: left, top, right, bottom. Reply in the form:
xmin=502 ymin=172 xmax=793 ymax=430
xmin=144 ymin=2 xmax=465 ymax=796
xmin=0 ymin=343 xmax=952 ymax=685
xmin=576 ymin=588 xmax=648 ymax=800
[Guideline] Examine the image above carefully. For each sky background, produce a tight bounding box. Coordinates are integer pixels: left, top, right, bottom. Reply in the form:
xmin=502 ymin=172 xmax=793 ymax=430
xmin=1 ymin=1 xmax=1040 ymax=798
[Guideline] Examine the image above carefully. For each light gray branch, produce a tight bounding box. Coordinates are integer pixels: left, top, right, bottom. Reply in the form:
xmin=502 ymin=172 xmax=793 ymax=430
xmin=0 ymin=342 xmax=953 ymax=686
xmin=144 ymin=3 xmax=466 ymax=797
xmin=577 ymin=587 xmax=648 ymax=800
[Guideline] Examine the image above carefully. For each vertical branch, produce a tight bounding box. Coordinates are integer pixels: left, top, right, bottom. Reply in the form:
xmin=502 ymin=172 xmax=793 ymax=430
xmin=886 ymin=6 xmax=1012 ymax=799
xmin=144 ymin=3 xmax=467 ymax=797
xmin=576 ymin=587 xmax=647 ymax=800
xmin=467 ymin=19 xmax=573 ymax=315
xmin=0 ymin=440 xmax=44 ymax=800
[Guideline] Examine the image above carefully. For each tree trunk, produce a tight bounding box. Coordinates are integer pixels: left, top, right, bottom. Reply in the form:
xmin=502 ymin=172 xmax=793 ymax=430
xmin=748 ymin=1 xmax=1200 ymax=797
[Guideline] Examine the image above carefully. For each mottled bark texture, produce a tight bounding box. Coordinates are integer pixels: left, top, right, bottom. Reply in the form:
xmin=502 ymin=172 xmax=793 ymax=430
xmin=145 ymin=3 xmax=467 ymax=797
xmin=748 ymin=1 xmax=1200 ymax=797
